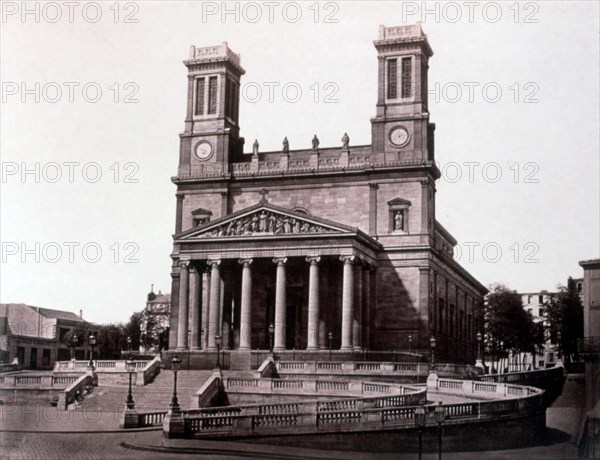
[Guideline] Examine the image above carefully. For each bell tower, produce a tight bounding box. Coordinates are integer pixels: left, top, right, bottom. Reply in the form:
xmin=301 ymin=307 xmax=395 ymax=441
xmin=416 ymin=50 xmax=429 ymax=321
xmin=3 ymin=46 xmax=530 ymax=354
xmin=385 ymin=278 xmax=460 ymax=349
xmin=371 ymin=24 xmax=435 ymax=162
xmin=178 ymin=42 xmax=245 ymax=176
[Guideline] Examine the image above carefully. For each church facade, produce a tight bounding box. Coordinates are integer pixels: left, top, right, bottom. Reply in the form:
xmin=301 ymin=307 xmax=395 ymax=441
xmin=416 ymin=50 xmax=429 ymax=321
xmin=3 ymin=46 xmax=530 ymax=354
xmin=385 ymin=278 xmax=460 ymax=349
xmin=167 ymin=24 xmax=487 ymax=365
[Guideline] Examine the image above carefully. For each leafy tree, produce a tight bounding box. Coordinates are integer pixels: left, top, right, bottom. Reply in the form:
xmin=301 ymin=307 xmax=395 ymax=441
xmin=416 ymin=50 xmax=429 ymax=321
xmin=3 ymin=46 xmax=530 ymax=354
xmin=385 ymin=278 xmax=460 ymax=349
xmin=485 ymin=283 xmax=540 ymax=369
xmin=544 ymin=277 xmax=584 ymax=365
xmin=124 ymin=311 xmax=143 ymax=351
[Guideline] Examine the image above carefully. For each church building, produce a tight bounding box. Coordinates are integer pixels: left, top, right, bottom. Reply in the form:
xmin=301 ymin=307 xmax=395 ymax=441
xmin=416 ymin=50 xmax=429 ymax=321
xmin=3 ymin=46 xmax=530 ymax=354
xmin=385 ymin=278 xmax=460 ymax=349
xmin=167 ymin=24 xmax=487 ymax=367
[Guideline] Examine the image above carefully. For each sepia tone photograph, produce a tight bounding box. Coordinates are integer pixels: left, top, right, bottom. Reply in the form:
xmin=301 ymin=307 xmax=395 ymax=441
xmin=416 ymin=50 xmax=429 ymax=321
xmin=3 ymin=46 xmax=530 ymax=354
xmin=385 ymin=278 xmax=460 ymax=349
xmin=1 ymin=1 xmax=599 ymax=459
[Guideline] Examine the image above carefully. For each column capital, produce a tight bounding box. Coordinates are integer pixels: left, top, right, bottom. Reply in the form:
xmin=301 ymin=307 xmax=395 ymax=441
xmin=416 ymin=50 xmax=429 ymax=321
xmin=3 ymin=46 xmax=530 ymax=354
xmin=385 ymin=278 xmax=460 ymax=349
xmin=340 ymin=255 xmax=356 ymax=264
xmin=208 ymin=259 xmax=221 ymax=268
xmin=239 ymin=258 xmax=253 ymax=266
xmin=273 ymin=257 xmax=288 ymax=265
xmin=190 ymin=265 xmax=198 ymax=273
xmin=369 ymin=182 xmax=379 ymax=190
xmin=179 ymin=260 xmax=190 ymax=269
xmin=306 ymin=256 xmax=321 ymax=265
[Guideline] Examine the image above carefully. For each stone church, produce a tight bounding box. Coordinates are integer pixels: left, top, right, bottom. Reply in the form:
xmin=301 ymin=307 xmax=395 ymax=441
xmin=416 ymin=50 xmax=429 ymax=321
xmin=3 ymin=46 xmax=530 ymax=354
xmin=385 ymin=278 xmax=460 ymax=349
xmin=167 ymin=24 xmax=487 ymax=366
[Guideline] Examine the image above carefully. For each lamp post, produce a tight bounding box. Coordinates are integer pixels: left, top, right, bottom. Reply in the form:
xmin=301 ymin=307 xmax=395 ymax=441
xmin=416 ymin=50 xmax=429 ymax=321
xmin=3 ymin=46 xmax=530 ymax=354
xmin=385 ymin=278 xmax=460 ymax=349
xmin=434 ymin=401 xmax=446 ymax=460
xmin=328 ymin=332 xmax=333 ymax=362
xmin=170 ymin=356 xmax=182 ymax=410
xmin=163 ymin=356 xmax=184 ymax=437
xmin=430 ymin=336 xmax=436 ymax=372
xmin=88 ymin=334 xmax=96 ymax=369
xmin=125 ymin=356 xmax=135 ymax=409
xmin=476 ymin=331 xmax=482 ymax=362
xmin=414 ymin=403 xmax=427 ymax=460
xmin=408 ymin=334 xmax=412 ymax=360
xmin=71 ymin=334 xmax=78 ymax=360
xmin=127 ymin=336 xmax=132 ymax=353
xmin=268 ymin=323 xmax=274 ymax=353
xmin=215 ymin=334 xmax=222 ymax=369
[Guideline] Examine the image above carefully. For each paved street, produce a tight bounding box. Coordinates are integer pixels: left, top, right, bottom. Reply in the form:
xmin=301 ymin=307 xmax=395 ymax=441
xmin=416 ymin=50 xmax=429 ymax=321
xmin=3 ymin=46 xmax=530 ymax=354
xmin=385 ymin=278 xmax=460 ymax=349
xmin=1 ymin=374 xmax=585 ymax=459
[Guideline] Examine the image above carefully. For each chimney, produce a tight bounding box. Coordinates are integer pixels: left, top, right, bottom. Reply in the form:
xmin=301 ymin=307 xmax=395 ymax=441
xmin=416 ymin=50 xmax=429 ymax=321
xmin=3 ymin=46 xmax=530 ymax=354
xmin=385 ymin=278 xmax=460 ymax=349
xmin=79 ymin=309 xmax=82 ymax=319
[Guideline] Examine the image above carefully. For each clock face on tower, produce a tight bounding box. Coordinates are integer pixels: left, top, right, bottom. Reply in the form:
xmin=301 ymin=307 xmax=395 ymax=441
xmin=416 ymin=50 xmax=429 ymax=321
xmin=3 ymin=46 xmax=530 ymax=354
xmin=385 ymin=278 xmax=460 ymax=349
xmin=194 ymin=140 xmax=213 ymax=161
xmin=389 ymin=126 xmax=410 ymax=148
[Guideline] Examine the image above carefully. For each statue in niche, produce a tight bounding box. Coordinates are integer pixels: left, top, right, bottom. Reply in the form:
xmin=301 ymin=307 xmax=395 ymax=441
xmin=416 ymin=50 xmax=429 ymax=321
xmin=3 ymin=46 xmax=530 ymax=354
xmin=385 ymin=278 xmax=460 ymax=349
xmin=282 ymin=137 xmax=289 ymax=154
xmin=312 ymin=135 xmax=320 ymax=151
xmin=394 ymin=210 xmax=405 ymax=231
xmin=252 ymin=139 xmax=259 ymax=156
xmin=341 ymin=132 xmax=350 ymax=149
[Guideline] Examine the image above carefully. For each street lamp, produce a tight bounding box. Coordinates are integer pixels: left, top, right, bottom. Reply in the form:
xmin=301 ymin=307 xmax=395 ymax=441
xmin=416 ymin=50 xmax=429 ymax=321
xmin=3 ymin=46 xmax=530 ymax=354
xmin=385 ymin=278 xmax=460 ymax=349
xmin=414 ymin=403 xmax=427 ymax=460
xmin=88 ymin=334 xmax=96 ymax=369
xmin=125 ymin=356 xmax=135 ymax=409
xmin=71 ymin=334 xmax=78 ymax=360
xmin=127 ymin=336 xmax=132 ymax=353
xmin=170 ymin=356 xmax=182 ymax=410
xmin=408 ymin=334 xmax=412 ymax=359
xmin=268 ymin=323 xmax=274 ymax=353
xmin=476 ymin=331 xmax=482 ymax=362
xmin=430 ymin=336 xmax=436 ymax=372
xmin=328 ymin=332 xmax=333 ymax=362
xmin=434 ymin=401 xmax=446 ymax=460
xmin=215 ymin=334 xmax=222 ymax=369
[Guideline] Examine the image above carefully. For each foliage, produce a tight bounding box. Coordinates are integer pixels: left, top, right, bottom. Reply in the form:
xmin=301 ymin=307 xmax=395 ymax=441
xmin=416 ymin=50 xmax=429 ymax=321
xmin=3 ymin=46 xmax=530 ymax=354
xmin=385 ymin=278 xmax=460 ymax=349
xmin=544 ymin=277 xmax=584 ymax=364
xmin=485 ymin=283 xmax=541 ymax=355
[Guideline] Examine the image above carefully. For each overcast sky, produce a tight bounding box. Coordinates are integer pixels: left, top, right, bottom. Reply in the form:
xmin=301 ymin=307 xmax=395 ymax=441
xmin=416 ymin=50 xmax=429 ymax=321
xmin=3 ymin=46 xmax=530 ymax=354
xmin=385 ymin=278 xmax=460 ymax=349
xmin=1 ymin=1 xmax=599 ymax=324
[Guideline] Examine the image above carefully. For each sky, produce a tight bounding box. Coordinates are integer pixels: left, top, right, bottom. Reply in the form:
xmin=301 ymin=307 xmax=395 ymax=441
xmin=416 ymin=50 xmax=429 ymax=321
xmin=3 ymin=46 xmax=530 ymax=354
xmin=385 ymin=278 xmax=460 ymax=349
xmin=1 ymin=1 xmax=599 ymax=324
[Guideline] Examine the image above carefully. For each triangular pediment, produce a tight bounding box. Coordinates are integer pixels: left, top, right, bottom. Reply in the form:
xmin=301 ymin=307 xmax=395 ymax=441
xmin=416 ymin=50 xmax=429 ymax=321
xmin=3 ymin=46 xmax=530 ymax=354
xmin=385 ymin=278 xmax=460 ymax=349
xmin=176 ymin=202 xmax=357 ymax=240
xmin=387 ymin=198 xmax=412 ymax=206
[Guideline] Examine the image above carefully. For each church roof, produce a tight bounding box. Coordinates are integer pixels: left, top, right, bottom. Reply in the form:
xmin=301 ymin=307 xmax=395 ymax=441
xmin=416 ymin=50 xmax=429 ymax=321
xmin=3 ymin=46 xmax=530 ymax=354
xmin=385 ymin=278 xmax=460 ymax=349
xmin=0 ymin=303 xmax=85 ymax=322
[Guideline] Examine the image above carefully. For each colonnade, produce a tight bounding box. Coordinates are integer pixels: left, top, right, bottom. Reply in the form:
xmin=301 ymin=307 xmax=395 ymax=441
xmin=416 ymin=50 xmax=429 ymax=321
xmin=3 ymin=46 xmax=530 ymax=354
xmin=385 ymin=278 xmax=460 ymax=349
xmin=173 ymin=255 xmax=373 ymax=352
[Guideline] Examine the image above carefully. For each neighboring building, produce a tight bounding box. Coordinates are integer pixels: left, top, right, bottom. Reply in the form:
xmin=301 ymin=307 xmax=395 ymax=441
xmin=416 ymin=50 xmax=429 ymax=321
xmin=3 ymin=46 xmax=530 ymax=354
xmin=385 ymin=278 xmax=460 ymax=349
xmin=519 ymin=290 xmax=558 ymax=368
xmin=140 ymin=286 xmax=171 ymax=352
xmin=578 ymin=259 xmax=600 ymax=411
xmin=0 ymin=303 xmax=90 ymax=369
xmin=166 ymin=24 xmax=487 ymax=366
xmin=577 ymin=258 xmax=600 ymax=458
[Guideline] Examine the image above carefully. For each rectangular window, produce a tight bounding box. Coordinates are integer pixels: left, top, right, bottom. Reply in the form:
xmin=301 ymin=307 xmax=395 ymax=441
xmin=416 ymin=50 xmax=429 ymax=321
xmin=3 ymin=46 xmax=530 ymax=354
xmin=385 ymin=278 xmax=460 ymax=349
xmin=539 ymin=308 xmax=544 ymax=317
xmin=401 ymin=57 xmax=412 ymax=98
xmin=208 ymin=76 xmax=218 ymax=115
xmin=387 ymin=59 xmax=397 ymax=99
xmin=538 ymin=295 xmax=544 ymax=304
xmin=42 ymin=349 xmax=51 ymax=366
xmin=195 ymin=78 xmax=205 ymax=116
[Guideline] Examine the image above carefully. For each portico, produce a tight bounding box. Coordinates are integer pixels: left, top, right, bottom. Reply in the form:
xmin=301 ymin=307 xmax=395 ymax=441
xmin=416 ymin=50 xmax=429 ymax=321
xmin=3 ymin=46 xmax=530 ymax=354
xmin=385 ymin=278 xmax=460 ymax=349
xmin=170 ymin=200 xmax=380 ymax=353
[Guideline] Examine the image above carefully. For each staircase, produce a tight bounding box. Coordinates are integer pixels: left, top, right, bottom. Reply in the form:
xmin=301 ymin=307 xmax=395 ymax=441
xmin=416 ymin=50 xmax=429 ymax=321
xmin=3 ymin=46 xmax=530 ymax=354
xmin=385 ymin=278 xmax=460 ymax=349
xmin=76 ymin=370 xmax=215 ymax=412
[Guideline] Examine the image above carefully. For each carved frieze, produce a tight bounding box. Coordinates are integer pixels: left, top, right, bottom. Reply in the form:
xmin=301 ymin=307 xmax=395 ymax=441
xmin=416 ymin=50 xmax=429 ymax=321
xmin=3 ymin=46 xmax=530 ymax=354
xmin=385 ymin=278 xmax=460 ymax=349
xmin=197 ymin=210 xmax=332 ymax=238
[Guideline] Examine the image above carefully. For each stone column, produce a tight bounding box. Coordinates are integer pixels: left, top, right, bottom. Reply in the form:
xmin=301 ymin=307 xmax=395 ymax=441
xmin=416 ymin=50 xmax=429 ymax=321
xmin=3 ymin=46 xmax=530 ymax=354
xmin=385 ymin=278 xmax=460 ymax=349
xmin=306 ymin=257 xmax=321 ymax=350
xmin=207 ymin=260 xmax=221 ymax=350
xmin=340 ymin=256 xmax=355 ymax=351
xmin=190 ymin=266 xmax=201 ymax=350
xmin=273 ymin=257 xmax=288 ymax=351
xmin=176 ymin=261 xmax=190 ymax=350
xmin=201 ymin=268 xmax=210 ymax=349
xmin=239 ymin=258 xmax=253 ymax=350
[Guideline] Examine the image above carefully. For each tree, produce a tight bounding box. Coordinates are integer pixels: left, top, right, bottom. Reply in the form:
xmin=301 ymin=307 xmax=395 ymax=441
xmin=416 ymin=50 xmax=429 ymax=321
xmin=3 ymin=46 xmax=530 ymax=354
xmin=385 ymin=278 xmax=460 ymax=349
xmin=544 ymin=277 xmax=584 ymax=366
xmin=485 ymin=283 xmax=540 ymax=369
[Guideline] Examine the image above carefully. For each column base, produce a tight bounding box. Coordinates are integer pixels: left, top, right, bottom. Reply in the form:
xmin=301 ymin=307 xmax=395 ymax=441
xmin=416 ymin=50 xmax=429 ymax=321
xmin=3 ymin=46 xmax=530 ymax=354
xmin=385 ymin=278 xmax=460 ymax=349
xmin=340 ymin=346 xmax=353 ymax=351
xmin=190 ymin=347 xmax=201 ymax=351
xmin=306 ymin=346 xmax=319 ymax=351
xmin=273 ymin=347 xmax=286 ymax=352
xmin=162 ymin=408 xmax=185 ymax=438
xmin=175 ymin=347 xmax=188 ymax=352
xmin=119 ymin=407 xmax=139 ymax=429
